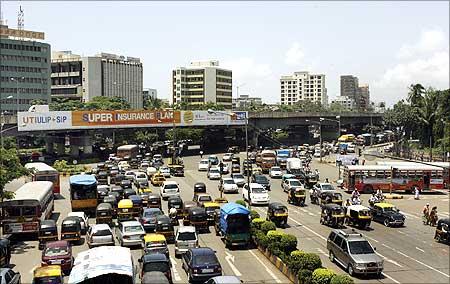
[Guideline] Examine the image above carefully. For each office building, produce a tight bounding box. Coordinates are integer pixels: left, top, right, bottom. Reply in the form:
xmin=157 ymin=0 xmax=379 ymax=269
xmin=357 ymin=84 xmax=370 ymax=110
xmin=330 ymin=96 xmax=355 ymax=110
xmin=232 ymin=94 xmax=262 ymax=109
xmin=0 ymin=24 xmax=51 ymax=114
xmin=51 ymin=51 xmax=143 ymax=109
xmin=172 ymin=60 xmax=232 ymax=108
xmin=280 ymin=71 xmax=327 ymax=106
xmin=143 ymin=88 xmax=157 ymax=100
xmin=340 ymin=75 xmax=370 ymax=110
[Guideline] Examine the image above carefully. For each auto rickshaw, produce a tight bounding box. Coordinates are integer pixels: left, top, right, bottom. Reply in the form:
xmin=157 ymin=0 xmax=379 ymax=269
xmin=147 ymin=193 xmax=162 ymax=209
xmin=320 ymin=191 xmax=343 ymax=206
xmin=252 ymin=166 xmax=263 ymax=175
xmin=434 ymin=218 xmax=450 ymax=244
xmin=96 ymin=171 xmax=108 ymax=185
xmin=115 ymin=174 xmax=125 ymax=185
xmin=287 ymin=187 xmax=307 ymax=206
xmin=61 ymin=216 xmax=82 ymax=244
xmin=214 ymin=197 xmax=228 ymax=204
xmin=182 ymin=201 xmax=198 ymax=225
xmin=103 ymin=195 xmax=118 ymax=218
xmin=231 ymin=163 xmax=240 ymax=173
xmin=129 ymin=195 xmax=143 ymax=217
xmin=38 ymin=220 xmax=58 ymax=250
xmin=143 ymin=233 xmax=169 ymax=258
xmin=33 ymin=265 xmax=64 ymax=284
xmin=266 ymin=202 xmax=288 ymax=228
xmin=170 ymin=165 xmax=184 ymax=177
xmin=187 ymin=207 xmax=209 ymax=232
xmin=193 ymin=182 xmax=206 ymax=194
xmin=138 ymin=186 xmax=153 ymax=195
xmin=155 ymin=215 xmax=175 ymax=243
xmin=117 ymin=199 xmax=134 ymax=222
xmin=151 ymin=173 xmax=166 ymax=186
xmin=202 ymin=202 xmax=220 ymax=225
xmin=168 ymin=196 xmax=183 ymax=218
xmin=124 ymin=188 xmax=137 ymax=199
xmin=96 ymin=202 xmax=113 ymax=225
xmin=345 ymin=205 xmax=372 ymax=230
xmin=320 ymin=203 xmax=345 ymax=228
xmin=110 ymin=185 xmax=124 ymax=199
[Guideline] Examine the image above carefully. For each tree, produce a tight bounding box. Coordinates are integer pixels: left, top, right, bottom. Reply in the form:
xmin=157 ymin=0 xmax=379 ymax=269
xmin=415 ymin=88 xmax=440 ymax=147
xmin=50 ymin=97 xmax=131 ymax=111
xmin=0 ymin=148 xmax=28 ymax=200
xmin=407 ymin=84 xmax=425 ymax=107
xmin=144 ymin=97 xmax=168 ymax=110
xmin=134 ymin=131 xmax=159 ymax=145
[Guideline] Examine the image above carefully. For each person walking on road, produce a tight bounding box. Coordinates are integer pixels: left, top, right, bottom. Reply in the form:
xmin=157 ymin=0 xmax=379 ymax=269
xmin=423 ymin=203 xmax=430 ymax=225
xmin=200 ymin=150 xmax=204 ymax=158
xmin=414 ymin=186 xmax=420 ymax=200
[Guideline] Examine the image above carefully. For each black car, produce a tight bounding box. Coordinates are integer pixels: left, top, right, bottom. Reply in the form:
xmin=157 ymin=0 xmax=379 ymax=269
xmin=252 ymin=174 xmax=271 ymax=191
xmin=370 ymin=203 xmax=405 ymax=227
xmin=121 ymin=179 xmax=132 ymax=189
xmin=182 ymin=247 xmax=222 ymax=282
xmin=96 ymin=185 xmax=110 ymax=202
xmin=139 ymin=253 xmax=172 ymax=283
xmin=140 ymin=208 xmax=164 ymax=232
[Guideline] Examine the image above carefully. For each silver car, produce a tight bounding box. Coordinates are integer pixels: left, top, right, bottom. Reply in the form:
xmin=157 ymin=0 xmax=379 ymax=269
xmin=116 ymin=221 xmax=145 ymax=247
xmin=175 ymin=226 xmax=198 ymax=257
xmin=327 ymin=229 xmax=383 ymax=277
xmin=87 ymin=224 xmax=115 ymax=248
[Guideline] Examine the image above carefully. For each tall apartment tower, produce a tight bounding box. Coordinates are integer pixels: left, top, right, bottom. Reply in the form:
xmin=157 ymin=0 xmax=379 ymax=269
xmin=339 ymin=75 xmax=370 ymax=110
xmin=171 ymin=60 xmax=232 ymax=109
xmin=51 ymin=51 xmax=143 ymax=109
xmin=280 ymin=71 xmax=327 ymax=106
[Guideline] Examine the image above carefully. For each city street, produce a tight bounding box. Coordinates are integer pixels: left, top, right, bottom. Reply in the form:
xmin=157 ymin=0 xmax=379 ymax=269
xmin=8 ymin=152 xmax=450 ymax=283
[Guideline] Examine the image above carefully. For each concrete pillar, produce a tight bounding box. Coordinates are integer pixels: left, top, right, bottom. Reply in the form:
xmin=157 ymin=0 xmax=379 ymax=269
xmin=56 ymin=142 xmax=65 ymax=156
xmin=81 ymin=135 xmax=93 ymax=155
xmin=45 ymin=141 xmax=54 ymax=154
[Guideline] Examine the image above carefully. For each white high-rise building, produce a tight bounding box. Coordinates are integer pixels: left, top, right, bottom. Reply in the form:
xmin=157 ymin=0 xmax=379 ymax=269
xmin=171 ymin=60 xmax=232 ymax=108
xmin=280 ymin=71 xmax=327 ymax=106
xmin=331 ymin=96 xmax=355 ymax=110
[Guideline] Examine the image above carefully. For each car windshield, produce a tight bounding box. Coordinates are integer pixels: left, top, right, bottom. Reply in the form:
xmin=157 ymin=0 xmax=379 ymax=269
xmin=348 ymin=241 xmax=374 ymax=254
xmin=383 ymin=206 xmax=397 ymax=212
xmin=143 ymin=262 xmax=170 ymax=273
xmin=92 ymin=229 xmax=112 ymax=236
xmin=272 ymin=167 xmax=281 ymax=171
xmin=200 ymin=161 xmax=208 ymax=164
xmin=144 ymin=210 xmax=162 ymax=218
xmin=193 ymin=254 xmax=218 ymax=265
xmin=290 ymin=180 xmax=302 ymax=187
xmin=233 ymin=174 xmax=244 ymax=179
xmin=124 ymin=225 xmax=143 ymax=233
xmin=178 ymin=232 xmax=196 ymax=241
xmin=199 ymin=196 xmax=212 ymax=202
xmin=321 ymin=184 xmax=334 ymax=191
xmin=210 ymin=169 xmax=219 ymax=173
xmin=255 ymin=176 xmax=268 ymax=183
xmin=137 ymin=174 xmax=146 ymax=178
xmin=34 ymin=276 xmax=63 ymax=284
xmin=164 ymin=184 xmax=178 ymax=189
xmin=252 ymin=187 xmax=266 ymax=194
xmin=224 ymin=180 xmax=235 ymax=184
xmin=44 ymin=246 xmax=68 ymax=257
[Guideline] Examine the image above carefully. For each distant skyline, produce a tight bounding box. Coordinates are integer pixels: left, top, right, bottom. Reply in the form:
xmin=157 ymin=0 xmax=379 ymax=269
xmin=2 ymin=1 xmax=449 ymax=106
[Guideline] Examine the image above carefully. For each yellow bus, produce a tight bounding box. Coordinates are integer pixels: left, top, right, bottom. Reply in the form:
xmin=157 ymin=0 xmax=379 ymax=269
xmin=69 ymin=174 xmax=98 ymax=214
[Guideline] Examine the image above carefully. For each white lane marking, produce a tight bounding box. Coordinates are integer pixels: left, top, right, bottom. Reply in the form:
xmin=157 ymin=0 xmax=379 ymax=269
xmin=415 ymin=247 xmax=425 ymax=253
xmin=316 ymin=248 xmax=327 ymax=256
xmin=394 ymin=249 xmax=449 ymax=277
xmin=366 ymin=236 xmax=379 ymax=243
xmin=382 ymin=272 xmax=401 ymax=284
xmin=300 ymin=208 xmax=308 ymax=213
xmin=308 ymin=212 xmax=315 ymax=216
xmin=398 ymin=231 xmax=406 ymax=235
xmin=249 ymin=250 xmax=282 ymax=283
xmin=382 ymin=243 xmax=393 ymax=250
xmin=401 ymin=212 xmax=419 ymax=219
xmin=376 ymin=252 xmax=403 ymax=268
xmin=225 ymin=252 xmax=242 ymax=276
xmin=288 ymin=217 xmax=327 ymax=241
xmin=170 ymin=257 xmax=182 ymax=281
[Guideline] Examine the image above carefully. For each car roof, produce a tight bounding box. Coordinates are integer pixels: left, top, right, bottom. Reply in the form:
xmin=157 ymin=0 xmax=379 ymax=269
xmin=142 ymin=253 xmax=168 ymax=262
xmin=318 ymin=183 xmax=332 ymax=186
xmin=68 ymin=212 xmax=85 ymax=217
xmin=190 ymin=247 xmax=215 ymax=255
xmin=45 ymin=240 xmax=69 ymax=248
xmin=249 ymin=183 xmax=264 ymax=188
xmin=200 ymin=159 xmax=209 ymax=162
xmin=348 ymin=205 xmax=370 ymax=211
xmin=91 ymin=224 xmax=111 ymax=231
xmin=177 ymin=226 xmax=196 ymax=233
xmin=222 ymin=177 xmax=234 ymax=181
xmin=374 ymin=202 xmax=395 ymax=208
xmin=144 ymin=208 xmax=162 ymax=213
xmin=334 ymin=229 xmax=366 ymax=241
xmin=121 ymin=220 xmax=142 ymax=226
xmin=163 ymin=181 xmax=178 ymax=185
xmin=210 ymin=276 xmax=241 ymax=284
xmin=287 ymin=178 xmax=300 ymax=182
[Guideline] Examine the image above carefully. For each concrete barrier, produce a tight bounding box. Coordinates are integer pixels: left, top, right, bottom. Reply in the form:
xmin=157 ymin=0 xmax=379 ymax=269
xmin=257 ymin=245 xmax=298 ymax=283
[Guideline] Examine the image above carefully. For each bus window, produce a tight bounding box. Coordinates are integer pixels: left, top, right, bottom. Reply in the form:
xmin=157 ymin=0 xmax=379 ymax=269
xmin=376 ymin=171 xmax=385 ymax=178
xmin=4 ymin=207 xmax=21 ymax=218
xmin=23 ymin=207 xmax=37 ymax=217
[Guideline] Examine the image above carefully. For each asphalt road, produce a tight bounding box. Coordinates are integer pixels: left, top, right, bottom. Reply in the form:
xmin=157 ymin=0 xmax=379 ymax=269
xmin=8 ymin=153 xmax=450 ymax=283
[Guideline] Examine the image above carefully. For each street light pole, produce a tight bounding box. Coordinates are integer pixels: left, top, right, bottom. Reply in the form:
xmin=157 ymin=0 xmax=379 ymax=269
xmin=336 ymin=115 xmax=341 ymax=137
xmin=319 ymin=118 xmax=324 ymax=163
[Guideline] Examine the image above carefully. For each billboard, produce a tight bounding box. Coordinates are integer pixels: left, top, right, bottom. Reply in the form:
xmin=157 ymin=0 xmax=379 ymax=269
xmin=18 ymin=110 xmax=246 ymax=131
xmin=0 ymin=27 xmax=45 ymax=40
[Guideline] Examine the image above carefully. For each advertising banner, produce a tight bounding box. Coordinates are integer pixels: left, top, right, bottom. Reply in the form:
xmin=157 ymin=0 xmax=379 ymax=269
xmin=71 ymin=110 xmax=180 ymax=127
xmin=18 ymin=111 xmax=72 ymax=131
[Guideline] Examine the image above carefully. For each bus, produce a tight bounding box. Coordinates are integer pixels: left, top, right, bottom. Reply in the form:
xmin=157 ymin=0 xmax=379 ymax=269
xmin=69 ymin=175 xmax=98 ymax=214
xmin=1 ymin=181 xmax=54 ymax=235
xmin=25 ymin=162 xmax=60 ymax=195
xmin=117 ymin=145 xmax=139 ymax=159
xmin=377 ymin=161 xmax=449 ymax=189
xmin=343 ymin=164 xmax=445 ymax=193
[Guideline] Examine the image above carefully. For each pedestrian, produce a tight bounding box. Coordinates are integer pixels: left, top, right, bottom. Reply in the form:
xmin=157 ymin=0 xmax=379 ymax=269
xmin=362 ymin=159 xmax=366 ymax=165
xmin=414 ymin=186 xmax=420 ymax=200
xmin=199 ymin=150 xmax=203 ymax=158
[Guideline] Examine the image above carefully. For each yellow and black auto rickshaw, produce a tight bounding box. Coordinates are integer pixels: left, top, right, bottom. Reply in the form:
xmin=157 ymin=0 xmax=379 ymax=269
xmin=266 ymin=202 xmax=288 ymax=228
xmin=147 ymin=193 xmax=162 ymax=209
xmin=320 ymin=191 xmax=343 ymax=206
xmin=143 ymin=233 xmax=169 ymax=257
xmin=202 ymin=202 xmax=220 ymax=225
xmin=434 ymin=218 xmax=450 ymax=244
xmin=96 ymin=202 xmax=113 ymax=225
xmin=182 ymin=201 xmax=198 ymax=225
xmin=151 ymin=173 xmax=166 ymax=186
xmin=117 ymin=199 xmax=134 ymax=222
xmin=38 ymin=220 xmax=58 ymax=250
xmin=287 ymin=187 xmax=307 ymax=206
xmin=33 ymin=265 xmax=64 ymax=284
xmin=320 ymin=203 xmax=345 ymax=228
xmin=155 ymin=215 xmax=175 ymax=243
xmin=103 ymin=195 xmax=118 ymax=218
xmin=129 ymin=195 xmax=143 ymax=217
xmin=187 ymin=207 xmax=209 ymax=233
xmin=61 ymin=216 xmax=82 ymax=244
xmin=345 ymin=205 xmax=372 ymax=230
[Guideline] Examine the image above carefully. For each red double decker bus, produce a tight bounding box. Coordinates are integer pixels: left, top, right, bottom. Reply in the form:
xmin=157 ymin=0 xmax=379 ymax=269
xmin=25 ymin=162 xmax=60 ymax=195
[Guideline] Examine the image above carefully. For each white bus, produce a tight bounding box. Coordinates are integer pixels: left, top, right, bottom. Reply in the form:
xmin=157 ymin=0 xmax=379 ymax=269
xmin=1 ymin=181 xmax=54 ymax=235
xmin=25 ymin=162 xmax=60 ymax=194
xmin=117 ymin=144 xmax=139 ymax=159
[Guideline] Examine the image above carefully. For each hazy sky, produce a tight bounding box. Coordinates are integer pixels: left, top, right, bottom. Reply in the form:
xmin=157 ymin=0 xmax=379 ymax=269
xmin=2 ymin=1 xmax=449 ymax=105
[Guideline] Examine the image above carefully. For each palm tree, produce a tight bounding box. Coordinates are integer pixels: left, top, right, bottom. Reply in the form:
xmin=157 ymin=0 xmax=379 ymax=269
xmin=407 ymin=84 xmax=425 ymax=106
xmin=415 ymin=88 xmax=440 ymax=157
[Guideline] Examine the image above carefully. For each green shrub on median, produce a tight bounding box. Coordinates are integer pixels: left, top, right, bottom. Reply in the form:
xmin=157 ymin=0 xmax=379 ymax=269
xmin=250 ymin=210 xmax=260 ymax=220
xmin=330 ymin=274 xmax=354 ymax=284
xmin=260 ymin=221 xmax=277 ymax=234
xmin=235 ymin=199 xmax=247 ymax=207
xmin=298 ymin=269 xmax=313 ymax=284
xmin=288 ymin=250 xmax=322 ymax=274
xmin=311 ymin=268 xmax=336 ymax=284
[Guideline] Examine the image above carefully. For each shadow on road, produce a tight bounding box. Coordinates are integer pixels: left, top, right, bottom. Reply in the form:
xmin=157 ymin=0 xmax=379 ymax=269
xmin=11 ymin=241 xmax=36 ymax=255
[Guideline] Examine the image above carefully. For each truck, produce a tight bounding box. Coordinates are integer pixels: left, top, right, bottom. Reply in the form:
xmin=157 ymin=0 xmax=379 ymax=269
xmin=214 ymin=202 xmax=250 ymax=248
xmin=276 ymin=149 xmax=291 ymax=168
xmin=286 ymin=158 xmax=306 ymax=183
xmin=256 ymin=150 xmax=277 ymax=173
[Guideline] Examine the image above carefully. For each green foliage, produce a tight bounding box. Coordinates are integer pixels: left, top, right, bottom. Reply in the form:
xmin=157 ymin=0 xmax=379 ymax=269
xmin=250 ymin=210 xmax=260 ymax=220
xmin=235 ymin=200 xmax=247 ymax=207
xmin=298 ymin=269 xmax=313 ymax=284
xmin=272 ymin=131 xmax=289 ymax=140
xmin=311 ymin=268 xmax=336 ymax=284
xmin=2 ymin=137 xmax=17 ymax=149
xmin=53 ymin=160 xmax=68 ymax=172
xmin=330 ymin=275 xmax=355 ymax=284
xmin=254 ymin=230 xmax=269 ymax=248
xmin=0 ymin=148 xmax=28 ymax=200
xmin=144 ymin=97 xmax=167 ymax=110
xmin=50 ymin=96 xmax=131 ymax=111
xmin=134 ymin=131 xmax=159 ymax=145
xmin=251 ymin=218 xmax=265 ymax=232
xmin=267 ymin=230 xmax=285 ymax=242
xmin=260 ymin=221 xmax=277 ymax=234
xmin=165 ymin=128 xmax=204 ymax=144
xmin=280 ymin=234 xmax=298 ymax=255
xmin=288 ymin=251 xmax=322 ymax=274
xmin=173 ymin=102 xmax=225 ymax=111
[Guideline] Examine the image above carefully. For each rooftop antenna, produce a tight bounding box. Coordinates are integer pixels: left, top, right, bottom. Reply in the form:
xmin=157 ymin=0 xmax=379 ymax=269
xmin=17 ymin=5 xmax=24 ymax=39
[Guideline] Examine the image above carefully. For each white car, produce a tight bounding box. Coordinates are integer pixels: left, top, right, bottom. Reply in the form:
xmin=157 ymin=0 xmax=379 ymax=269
xmin=67 ymin=212 xmax=89 ymax=234
xmin=124 ymin=170 xmax=136 ymax=180
xmin=116 ymin=221 xmax=145 ymax=247
xmin=222 ymin=153 xmax=233 ymax=162
xmin=207 ymin=167 xmax=221 ymax=180
xmin=134 ymin=171 xmax=148 ymax=187
xmin=160 ymin=180 xmax=180 ymax=200
xmin=282 ymin=178 xmax=304 ymax=193
xmin=198 ymin=159 xmax=210 ymax=171
xmin=231 ymin=173 xmax=246 ymax=187
xmin=87 ymin=224 xmax=115 ymax=248
xmin=159 ymin=166 xmax=171 ymax=178
xmin=118 ymin=161 xmax=130 ymax=172
xmin=269 ymin=166 xmax=283 ymax=178
xmin=146 ymin=166 xmax=158 ymax=177
xmin=313 ymin=182 xmax=335 ymax=195
xmin=347 ymin=144 xmax=356 ymax=153
xmin=242 ymin=183 xmax=270 ymax=205
xmin=175 ymin=226 xmax=198 ymax=257
xmin=139 ymin=162 xmax=150 ymax=171
xmin=220 ymin=177 xmax=239 ymax=193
